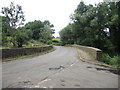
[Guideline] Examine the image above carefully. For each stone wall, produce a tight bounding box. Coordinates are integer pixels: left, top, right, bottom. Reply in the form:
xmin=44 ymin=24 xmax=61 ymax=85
xmin=1 ymin=45 xmax=53 ymax=59
xmin=71 ymin=45 xmax=102 ymax=60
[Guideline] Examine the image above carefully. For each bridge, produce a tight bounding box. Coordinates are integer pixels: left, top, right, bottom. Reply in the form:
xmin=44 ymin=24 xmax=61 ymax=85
xmin=1 ymin=46 xmax=118 ymax=88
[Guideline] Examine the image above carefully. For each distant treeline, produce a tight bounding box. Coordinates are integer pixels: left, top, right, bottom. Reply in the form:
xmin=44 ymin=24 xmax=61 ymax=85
xmin=0 ymin=2 xmax=55 ymax=47
xmin=59 ymin=2 xmax=120 ymax=55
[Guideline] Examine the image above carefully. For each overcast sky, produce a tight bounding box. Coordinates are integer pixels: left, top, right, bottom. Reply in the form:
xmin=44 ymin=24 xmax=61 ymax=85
xmin=0 ymin=0 xmax=103 ymax=37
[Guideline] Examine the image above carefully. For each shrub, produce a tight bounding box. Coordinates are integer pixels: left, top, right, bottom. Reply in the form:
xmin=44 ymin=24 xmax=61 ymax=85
xmin=99 ymin=53 xmax=120 ymax=67
xmin=52 ymin=43 xmax=61 ymax=46
xmin=46 ymin=40 xmax=52 ymax=45
xmin=99 ymin=53 xmax=111 ymax=64
xmin=109 ymin=56 xmax=120 ymax=67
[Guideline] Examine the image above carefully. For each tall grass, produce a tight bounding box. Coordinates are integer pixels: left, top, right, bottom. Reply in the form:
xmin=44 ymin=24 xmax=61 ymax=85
xmin=99 ymin=53 xmax=120 ymax=67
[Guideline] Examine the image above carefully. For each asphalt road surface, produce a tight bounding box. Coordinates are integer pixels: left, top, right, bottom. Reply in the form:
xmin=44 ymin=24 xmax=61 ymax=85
xmin=2 ymin=46 xmax=118 ymax=88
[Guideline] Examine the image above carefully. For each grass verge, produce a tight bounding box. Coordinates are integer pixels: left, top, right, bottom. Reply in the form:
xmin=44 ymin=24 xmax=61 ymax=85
xmin=99 ymin=53 xmax=120 ymax=68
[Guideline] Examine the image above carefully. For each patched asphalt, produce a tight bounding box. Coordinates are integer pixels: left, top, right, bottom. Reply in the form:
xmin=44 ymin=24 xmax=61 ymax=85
xmin=2 ymin=46 xmax=118 ymax=88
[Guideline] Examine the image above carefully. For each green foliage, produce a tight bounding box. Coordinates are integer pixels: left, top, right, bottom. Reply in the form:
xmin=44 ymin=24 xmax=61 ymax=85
xmin=1 ymin=2 xmax=55 ymax=48
xmin=28 ymin=40 xmax=44 ymax=46
xmin=15 ymin=28 xmax=32 ymax=47
xmin=1 ymin=2 xmax=25 ymax=28
xmin=2 ymin=33 xmax=8 ymax=46
xmin=109 ymin=56 xmax=120 ymax=67
xmin=60 ymin=1 xmax=119 ymax=54
xmin=99 ymin=53 xmax=111 ymax=64
xmin=52 ymin=38 xmax=61 ymax=46
xmin=99 ymin=53 xmax=120 ymax=67
xmin=52 ymin=38 xmax=60 ymax=42
xmin=25 ymin=20 xmax=54 ymax=43
xmin=59 ymin=24 xmax=74 ymax=45
xmin=0 ymin=46 xmax=9 ymax=49
xmin=25 ymin=20 xmax=44 ymax=40
xmin=1 ymin=2 xmax=26 ymax=47
xmin=59 ymin=2 xmax=119 ymax=66
xmin=1 ymin=16 xmax=11 ymax=46
xmin=1 ymin=16 xmax=11 ymax=36
xmin=46 ymin=40 xmax=52 ymax=45
xmin=52 ymin=43 xmax=61 ymax=46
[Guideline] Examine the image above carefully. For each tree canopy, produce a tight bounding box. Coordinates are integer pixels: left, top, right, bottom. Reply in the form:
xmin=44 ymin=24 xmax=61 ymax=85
xmin=60 ymin=2 xmax=120 ymax=55
xmin=1 ymin=2 xmax=55 ymax=47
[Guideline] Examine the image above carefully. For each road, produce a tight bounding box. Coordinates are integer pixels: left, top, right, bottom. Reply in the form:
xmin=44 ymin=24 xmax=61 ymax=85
xmin=2 ymin=46 xmax=118 ymax=88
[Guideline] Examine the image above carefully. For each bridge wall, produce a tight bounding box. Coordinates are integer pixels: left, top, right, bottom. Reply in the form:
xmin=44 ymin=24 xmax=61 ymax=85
xmin=1 ymin=45 xmax=53 ymax=60
xmin=70 ymin=45 xmax=102 ymax=60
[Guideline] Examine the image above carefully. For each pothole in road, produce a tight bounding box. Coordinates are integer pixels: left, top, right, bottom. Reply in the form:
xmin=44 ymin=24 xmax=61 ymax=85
xmin=7 ymin=80 xmax=33 ymax=88
xmin=86 ymin=66 xmax=92 ymax=68
xmin=49 ymin=66 xmax=65 ymax=70
xmin=60 ymin=79 xmax=65 ymax=82
xmin=74 ymin=84 xmax=80 ymax=87
xmin=95 ymin=67 xmax=119 ymax=75
xmin=60 ymin=84 xmax=66 ymax=86
xmin=87 ymin=66 xmax=119 ymax=75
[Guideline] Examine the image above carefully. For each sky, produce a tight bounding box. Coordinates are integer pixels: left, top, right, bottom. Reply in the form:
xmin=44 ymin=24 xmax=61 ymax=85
xmin=0 ymin=0 xmax=103 ymax=37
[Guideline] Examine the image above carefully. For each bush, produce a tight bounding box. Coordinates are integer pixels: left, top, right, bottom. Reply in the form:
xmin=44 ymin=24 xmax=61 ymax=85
xmin=52 ymin=40 xmax=59 ymax=43
xmin=99 ymin=53 xmax=120 ymax=67
xmin=46 ymin=40 xmax=52 ymax=45
xmin=109 ymin=56 xmax=120 ymax=67
xmin=99 ymin=53 xmax=111 ymax=64
xmin=30 ymin=40 xmax=42 ymax=45
xmin=52 ymin=43 xmax=61 ymax=46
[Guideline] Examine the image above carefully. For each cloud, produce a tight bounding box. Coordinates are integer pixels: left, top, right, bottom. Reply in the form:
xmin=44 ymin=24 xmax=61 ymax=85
xmin=0 ymin=0 xmax=103 ymax=37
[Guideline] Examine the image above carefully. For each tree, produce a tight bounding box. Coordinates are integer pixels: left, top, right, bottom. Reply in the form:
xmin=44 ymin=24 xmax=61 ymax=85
xmin=1 ymin=2 xmax=55 ymax=47
xmin=40 ymin=20 xmax=55 ymax=43
xmin=43 ymin=20 xmax=54 ymax=28
xmin=15 ymin=27 xmax=32 ymax=47
xmin=1 ymin=2 xmax=25 ymax=47
xmin=59 ymin=24 xmax=74 ymax=45
xmin=25 ymin=20 xmax=55 ymax=43
xmin=1 ymin=2 xmax=25 ymax=29
xmin=25 ymin=20 xmax=44 ymax=40
xmin=108 ymin=2 xmax=120 ymax=53
xmin=60 ymin=1 xmax=119 ymax=55
xmin=0 ymin=15 xmax=12 ymax=46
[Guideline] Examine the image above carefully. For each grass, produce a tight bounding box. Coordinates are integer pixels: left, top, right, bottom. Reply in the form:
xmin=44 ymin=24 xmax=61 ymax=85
xmin=0 ymin=46 xmax=9 ymax=49
xmin=99 ymin=53 xmax=120 ymax=68
xmin=52 ymin=38 xmax=61 ymax=46
xmin=52 ymin=43 xmax=61 ymax=46
xmin=22 ymin=40 xmax=46 ymax=47
xmin=52 ymin=38 xmax=61 ymax=42
xmin=29 ymin=40 xmax=44 ymax=45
